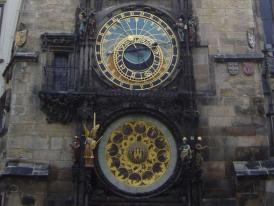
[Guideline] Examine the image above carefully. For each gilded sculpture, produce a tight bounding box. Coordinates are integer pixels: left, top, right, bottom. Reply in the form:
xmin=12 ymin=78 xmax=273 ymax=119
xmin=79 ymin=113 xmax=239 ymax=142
xmin=83 ymin=113 xmax=102 ymax=167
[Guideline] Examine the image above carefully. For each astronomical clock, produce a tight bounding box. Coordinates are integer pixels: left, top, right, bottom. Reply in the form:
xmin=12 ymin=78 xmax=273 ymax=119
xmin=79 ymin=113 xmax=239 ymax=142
xmin=95 ymin=10 xmax=179 ymax=90
xmin=91 ymin=6 xmax=190 ymax=198
xmin=39 ymin=1 xmax=199 ymax=204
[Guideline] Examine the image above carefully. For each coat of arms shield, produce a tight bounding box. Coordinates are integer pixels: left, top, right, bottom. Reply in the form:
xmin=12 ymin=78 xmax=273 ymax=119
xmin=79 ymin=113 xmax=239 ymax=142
xmin=15 ymin=29 xmax=28 ymax=47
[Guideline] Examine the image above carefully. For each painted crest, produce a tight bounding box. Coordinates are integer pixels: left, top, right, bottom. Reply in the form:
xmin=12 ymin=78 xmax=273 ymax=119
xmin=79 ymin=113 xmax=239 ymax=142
xmin=243 ymin=62 xmax=255 ymax=76
xmin=15 ymin=23 xmax=28 ymax=47
xmin=227 ymin=62 xmax=240 ymax=76
xmin=247 ymin=29 xmax=256 ymax=49
xmin=15 ymin=29 xmax=27 ymax=47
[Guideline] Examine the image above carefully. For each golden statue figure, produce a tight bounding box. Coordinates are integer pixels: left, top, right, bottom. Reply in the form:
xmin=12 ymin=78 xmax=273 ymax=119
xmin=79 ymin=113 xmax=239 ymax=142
xmin=83 ymin=113 xmax=102 ymax=167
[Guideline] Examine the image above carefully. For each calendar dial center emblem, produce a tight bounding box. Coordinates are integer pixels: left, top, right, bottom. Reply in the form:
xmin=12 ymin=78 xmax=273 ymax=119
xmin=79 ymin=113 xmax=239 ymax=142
xmin=95 ymin=11 xmax=179 ymax=90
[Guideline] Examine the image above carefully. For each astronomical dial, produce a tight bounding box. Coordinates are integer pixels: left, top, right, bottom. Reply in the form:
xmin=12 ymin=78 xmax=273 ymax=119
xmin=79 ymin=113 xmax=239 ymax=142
xmin=95 ymin=11 xmax=179 ymax=90
xmin=97 ymin=115 xmax=178 ymax=196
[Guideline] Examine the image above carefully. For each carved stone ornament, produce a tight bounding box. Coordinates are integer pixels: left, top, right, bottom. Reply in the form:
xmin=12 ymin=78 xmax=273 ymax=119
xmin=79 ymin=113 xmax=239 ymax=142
xmin=247 ymin=29 xmax=256 ymax=49
xmin=227 ymin=62 xmax=240 ymax=76
xmin=243 ymin=62 xmax=255 ymax=76
xmin=15 ymin=24 xmax=28 ymax=47
xmin=41 ymin=33 xmax=75 ymax=51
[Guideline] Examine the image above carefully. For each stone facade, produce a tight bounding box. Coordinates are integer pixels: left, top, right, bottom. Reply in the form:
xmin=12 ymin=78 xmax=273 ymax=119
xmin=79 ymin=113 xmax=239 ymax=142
xmin=1 ymin=0 xmax=273 ymax=206
xmin=2 ymin=1 xmax=77 ymax=205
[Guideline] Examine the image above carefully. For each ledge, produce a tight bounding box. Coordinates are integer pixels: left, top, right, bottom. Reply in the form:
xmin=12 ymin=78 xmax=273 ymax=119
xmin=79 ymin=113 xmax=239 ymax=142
xmin=214 ymin=53 xmax=264 ymax=63
xmin=13 ymin=52 xmax=39 ymax=62
xmin=0 ymin=160 xmax=49 ymax=177
xmin=2 ymin=51 xmax=39 ymax=83
xmin=233 ymin=160 xmax=274 ymax=177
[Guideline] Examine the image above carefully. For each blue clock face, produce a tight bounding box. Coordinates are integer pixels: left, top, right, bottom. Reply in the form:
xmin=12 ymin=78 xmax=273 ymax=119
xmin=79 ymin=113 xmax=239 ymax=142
xmin=95 ymin=11 xmax=179 ymax=90
xmin=123 ymin=44 xmax=153 ymax=71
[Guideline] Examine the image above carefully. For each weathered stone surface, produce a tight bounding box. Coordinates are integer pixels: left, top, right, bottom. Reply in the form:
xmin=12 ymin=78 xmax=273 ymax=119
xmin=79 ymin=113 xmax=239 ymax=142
xmin=2 ymin=178 xmax=48 ymax=206
xmin=7 ymin=148 xmax=33 ymax=160
xmin=203 ymin=177 xmax=235 ymax=198
xmin=220 ymin=88 xmax=235 ymax=97
xmin=266 ymin=180 xmax=274 ymax=193
xmin=235 ymin=146 xmax=269 ymax=161
xmin=49 ymin=181 xmax=73 ymax=193
xmin=198 ymin=126 xmax=257 ymax=136
xmin=33 ymin=150 xmax=62 ymax=161
xmin=48 ymin=167 xmax=72 ymax=182
xmin=1 ymin=0 xmax=268 ymax=205
xmin=208 ymin=117 xmax=233 ymax=127
xmin=50 ymin=137 xmax=63 ymax=150
xmin=202 ymin=161 xmax=226 ymax=179
xmin=203 ymin=198 xmax=237 ymax=206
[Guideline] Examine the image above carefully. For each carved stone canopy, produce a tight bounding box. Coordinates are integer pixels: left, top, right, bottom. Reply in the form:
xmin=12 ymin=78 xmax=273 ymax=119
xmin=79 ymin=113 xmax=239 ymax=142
xmin=41 ymin=33 xmax=75 ymax=51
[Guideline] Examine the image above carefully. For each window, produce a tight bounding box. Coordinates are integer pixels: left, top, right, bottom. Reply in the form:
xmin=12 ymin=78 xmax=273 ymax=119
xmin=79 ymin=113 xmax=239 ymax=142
xmin=53 ymin=53 xmax=69 ymax=90
xmin=53 ymin=53 xmax=69 ymax=67
xmin=0 ymin=4 xmax=3 ymax=35
xmin=261 ymin=0 xmax=274 ymax=45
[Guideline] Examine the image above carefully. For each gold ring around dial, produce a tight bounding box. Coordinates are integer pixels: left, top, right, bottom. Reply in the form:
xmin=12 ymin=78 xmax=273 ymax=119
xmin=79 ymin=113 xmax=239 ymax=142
xmin=113 ymin=35 xmax=164 ymax=83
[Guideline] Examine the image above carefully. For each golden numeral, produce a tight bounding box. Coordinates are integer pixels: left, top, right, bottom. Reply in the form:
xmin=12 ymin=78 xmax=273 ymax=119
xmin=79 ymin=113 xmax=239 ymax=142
xmin=144 ymin=71 xmax=152 ymax=77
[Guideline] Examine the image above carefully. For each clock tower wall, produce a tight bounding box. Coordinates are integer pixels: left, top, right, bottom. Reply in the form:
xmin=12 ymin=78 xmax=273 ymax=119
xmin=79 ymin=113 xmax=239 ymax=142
xmin=1 ymin=0 xmax=271 ymax=205
xmin=192 ymin=0 xmax=269 ymax=203
xmin=101 ymin=0 xmax=173 ymax=9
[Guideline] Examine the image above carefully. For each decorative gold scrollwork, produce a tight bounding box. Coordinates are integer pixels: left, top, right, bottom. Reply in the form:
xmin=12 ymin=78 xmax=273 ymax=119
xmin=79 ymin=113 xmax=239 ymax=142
xmin=105 ymin=120 xmax=171 ymax=187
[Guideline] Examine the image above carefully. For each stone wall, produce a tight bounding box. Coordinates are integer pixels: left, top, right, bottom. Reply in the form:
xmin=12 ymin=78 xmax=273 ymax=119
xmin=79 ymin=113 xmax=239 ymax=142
xmin=3 ymin=0 xmax=78 ymax=205
xmin=192 ymin=0 xmax=270 ymax=204
xmin=193 ymin=0 xmax=257 ymax=54
xmin=4 ymin=178 xmax=48 ymax=206
xmin=2 ymin=0 xmax=272 ymax=205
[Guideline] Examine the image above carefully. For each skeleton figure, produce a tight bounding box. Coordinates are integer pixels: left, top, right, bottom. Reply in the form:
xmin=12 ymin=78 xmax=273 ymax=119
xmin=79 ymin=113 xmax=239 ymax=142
xmin=176 ymin=16 xmax=187 ymax=42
